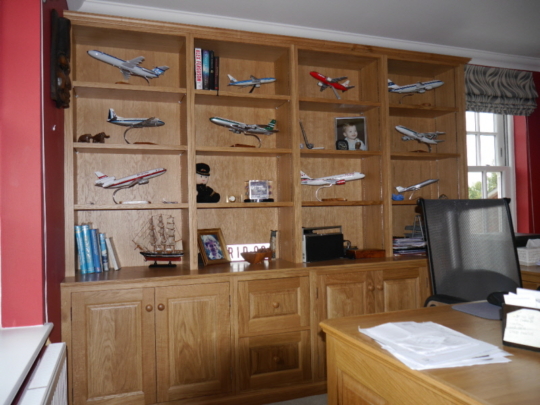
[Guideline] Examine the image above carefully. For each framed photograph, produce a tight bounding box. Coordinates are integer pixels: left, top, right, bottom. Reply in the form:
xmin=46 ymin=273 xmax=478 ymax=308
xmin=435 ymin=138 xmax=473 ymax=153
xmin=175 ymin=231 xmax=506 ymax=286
xmin=335 ymin=117 xmax=367 ymax=151
xmin=197 ymin=228 xmax=231 ymax=266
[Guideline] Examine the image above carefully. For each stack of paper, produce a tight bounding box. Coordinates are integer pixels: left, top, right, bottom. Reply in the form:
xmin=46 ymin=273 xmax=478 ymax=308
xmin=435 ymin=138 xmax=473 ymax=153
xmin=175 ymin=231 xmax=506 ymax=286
xmin=359 ymin=321 xmax=511 ymax=370
xmin=504 ymin=288 xmax=540 ymax=309
xmin=503 ymin=288 xmax=540 ymax=350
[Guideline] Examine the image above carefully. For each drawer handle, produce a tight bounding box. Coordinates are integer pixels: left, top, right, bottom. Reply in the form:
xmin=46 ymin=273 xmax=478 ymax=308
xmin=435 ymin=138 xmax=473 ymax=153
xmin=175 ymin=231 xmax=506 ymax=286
xmin=272 ymin=302 xmax=280 ymax=308
xmin=145 ymin=305 xmax=153 ymax=312
xmin=273 ymin=356 xmax=280 ymax=363
xmin=158 ymin=304 xmax=165 ymax=311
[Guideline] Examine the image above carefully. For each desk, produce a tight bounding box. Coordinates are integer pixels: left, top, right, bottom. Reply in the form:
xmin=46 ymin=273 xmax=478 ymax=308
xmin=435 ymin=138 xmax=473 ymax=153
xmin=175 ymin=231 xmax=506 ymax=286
xmin=521 ymin=265 xmax=540 ymax=290
xmin=320 ymin=306 xmax=540 ymax=405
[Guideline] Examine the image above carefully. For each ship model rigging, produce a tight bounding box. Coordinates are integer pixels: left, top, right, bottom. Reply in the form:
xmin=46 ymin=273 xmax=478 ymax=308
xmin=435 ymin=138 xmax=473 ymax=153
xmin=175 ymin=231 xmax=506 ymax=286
xmin=132 ymin=214 xmax=183 ymax=267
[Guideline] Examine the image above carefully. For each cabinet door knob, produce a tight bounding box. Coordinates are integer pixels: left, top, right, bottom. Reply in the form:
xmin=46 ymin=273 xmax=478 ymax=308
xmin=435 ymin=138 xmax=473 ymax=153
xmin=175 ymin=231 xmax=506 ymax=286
xmin=367 ymin=285 xmax=374 ymax=292
xmin=376 ymin=285 xmax=383 ymax=291
xmin=145 ymin=305 xmax=153 ymax=312
xmin=272 ymin=302 xmax=280 ymax=308
xmin=158 ymin=304 xmax=165 ymax=311
xmin=273 ymin=356 xmax=280 ymax=363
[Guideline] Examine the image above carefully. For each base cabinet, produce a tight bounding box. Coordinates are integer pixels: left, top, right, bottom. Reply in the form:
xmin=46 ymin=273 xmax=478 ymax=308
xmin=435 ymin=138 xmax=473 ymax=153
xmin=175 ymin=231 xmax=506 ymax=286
xmin=71 ymin=288 xmax=156 ymax=405
xmin=69 ymin=282 xmax=231 ymax=405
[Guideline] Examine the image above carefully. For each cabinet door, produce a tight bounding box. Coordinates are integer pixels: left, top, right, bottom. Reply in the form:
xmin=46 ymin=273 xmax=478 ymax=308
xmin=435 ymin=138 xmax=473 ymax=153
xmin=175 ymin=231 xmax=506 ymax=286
xmin=314 ymin=270 xmax=370 ymax=379
xmin=71 ymin=288 xmax=156 ymax=405
xmin=372 ymin=267 xmax=425 ymax=313
xmin=155 ymin=282 xmax=232 ymax=402
xmin=238 ymin=276 xmax=310 ymax=336
xmin=238 ymin=331 xmax=311 ymax=391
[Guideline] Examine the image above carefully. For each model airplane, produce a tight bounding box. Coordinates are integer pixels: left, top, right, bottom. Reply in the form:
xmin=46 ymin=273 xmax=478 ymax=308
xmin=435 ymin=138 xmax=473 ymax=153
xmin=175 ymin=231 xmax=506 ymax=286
xmin=396 ymin=179 xmax=439 ymax=199
xmin=227 ymin=74 xmax=276 ymax=93
xmin=395 ymin=125 xmax=445 ymax=152
xmin=107 ymin=109 xmax=164 ymax=128
xmin=301 ymin=171 xmax=365 ymax=186
xmin=388 ymin=79 xmax=444 ymax=94
xmin=95 ymin=168 xmax=166 ymax=189
xmin=309 ymin=71 xmax=354 ymax=99
xmin=209 ymin=116 xmax=278 ymax=147
xmin=87 ymin=50 xmax=169 ymax=83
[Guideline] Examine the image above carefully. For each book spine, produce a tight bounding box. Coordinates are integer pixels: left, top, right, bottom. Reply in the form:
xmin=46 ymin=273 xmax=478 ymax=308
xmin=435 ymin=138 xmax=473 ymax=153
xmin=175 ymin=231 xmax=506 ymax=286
xmin=74 ymin=225 xmax=88 ymax=273
xmin=213 ymin=56 xmax=220 ymax=91
xmin=202 ymin=49 xmax=210 ymax=90
xmin=81 ymin=225 xmax=95 ymax=273
xmin=90 ymin=229 xmax=102 ymax=273
xmin=208 ymin=50 xmax=215 ymax=90
xmin=99 ymin=233 xmax=110 ymax=271
xmin=194 ymin=48 xmax=203 ymax=89
xmin=106 ymin=237 xmax=120 ymax=270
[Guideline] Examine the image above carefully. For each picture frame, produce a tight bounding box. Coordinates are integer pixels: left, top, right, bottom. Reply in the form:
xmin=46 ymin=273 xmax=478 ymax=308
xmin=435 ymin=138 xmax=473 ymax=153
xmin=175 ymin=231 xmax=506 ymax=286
xmin=197 ymin=228 xmax=231 ymax=266
xmin=335 ymin=117 xmax=367 ymax=151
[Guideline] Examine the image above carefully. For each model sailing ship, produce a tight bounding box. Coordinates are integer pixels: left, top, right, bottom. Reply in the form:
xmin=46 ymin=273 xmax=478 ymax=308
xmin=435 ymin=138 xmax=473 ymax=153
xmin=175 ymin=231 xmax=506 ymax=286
xmin=132 ymin=214 xmax=183 ymax=266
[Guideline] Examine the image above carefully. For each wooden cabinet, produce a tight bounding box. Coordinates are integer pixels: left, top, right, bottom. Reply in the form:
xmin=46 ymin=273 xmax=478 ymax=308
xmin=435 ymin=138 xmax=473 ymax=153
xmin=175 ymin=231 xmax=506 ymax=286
xmin=155 ymin=283 xmax=232 ymax=402
xmin=67 ymin=281 xmax=231 ymax=405
xmin=237 ymin=276 xmax=312 ymax=391
xmin=63 ymin=11 xmax=469 ymax=277
xmin=312 ymin=263 xmax=429 ymax=379
xmin=71 ymin=288 xmax=156 ymax=405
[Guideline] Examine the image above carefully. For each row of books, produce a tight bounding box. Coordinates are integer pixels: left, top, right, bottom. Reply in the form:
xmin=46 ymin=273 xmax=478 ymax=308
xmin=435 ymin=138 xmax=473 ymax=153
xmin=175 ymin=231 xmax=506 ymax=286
xmin=393 ymin=237 xmax=426 ymax=257
xmin=75 ymin=225 xmax=120 ymax=274
xmin=194 ymin=48 xmax=220 ymax=90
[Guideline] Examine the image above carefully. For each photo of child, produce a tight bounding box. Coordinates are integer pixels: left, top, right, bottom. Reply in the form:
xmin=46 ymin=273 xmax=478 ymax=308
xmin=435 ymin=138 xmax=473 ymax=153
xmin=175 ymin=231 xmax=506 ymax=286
xmin=335 ymin=117 xmax=367 ymax=151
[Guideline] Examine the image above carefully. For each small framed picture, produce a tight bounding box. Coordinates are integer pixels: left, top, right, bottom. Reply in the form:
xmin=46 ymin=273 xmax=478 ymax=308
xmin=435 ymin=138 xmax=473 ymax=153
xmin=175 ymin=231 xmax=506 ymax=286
xmin=335 ymin=117 xmax=367 ymax=151
xmin=197 ymin=228 xmax=231 ymax=266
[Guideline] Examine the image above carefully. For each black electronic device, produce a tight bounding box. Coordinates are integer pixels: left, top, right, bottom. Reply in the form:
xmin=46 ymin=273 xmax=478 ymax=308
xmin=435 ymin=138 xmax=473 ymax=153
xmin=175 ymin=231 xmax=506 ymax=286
xmin=302 ymin=226 xmax=344 ymax=263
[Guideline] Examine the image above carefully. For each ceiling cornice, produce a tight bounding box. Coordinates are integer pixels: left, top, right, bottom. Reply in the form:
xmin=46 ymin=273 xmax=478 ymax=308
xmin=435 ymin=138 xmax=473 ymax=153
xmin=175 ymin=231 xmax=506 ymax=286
xmin=71 ymin=0 xmax=540 ymax=72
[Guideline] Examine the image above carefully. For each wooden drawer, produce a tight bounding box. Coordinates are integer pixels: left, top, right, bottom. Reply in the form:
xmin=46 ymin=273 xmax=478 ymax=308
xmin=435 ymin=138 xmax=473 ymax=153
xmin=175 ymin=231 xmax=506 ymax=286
xmin=238 ymin=276 xmax=310 ymax=336
xmin=238 ymin=331 xmax=311 ymax=391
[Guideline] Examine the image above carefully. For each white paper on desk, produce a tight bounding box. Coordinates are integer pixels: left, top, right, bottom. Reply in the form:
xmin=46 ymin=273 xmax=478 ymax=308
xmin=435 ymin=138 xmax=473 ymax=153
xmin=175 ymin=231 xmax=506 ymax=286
xmin=504 ymin=308 xmax=540 ymax=348
xmin=359 ymin=322 xmax=511 ymax=370
xmin=504 ymin=288 xmax=540 ymax=309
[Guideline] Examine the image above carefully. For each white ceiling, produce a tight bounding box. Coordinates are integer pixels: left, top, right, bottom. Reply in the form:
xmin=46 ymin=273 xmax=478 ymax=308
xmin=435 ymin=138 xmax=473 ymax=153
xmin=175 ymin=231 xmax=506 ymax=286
xmin=67 ymin=0 xmax=540 ymax=71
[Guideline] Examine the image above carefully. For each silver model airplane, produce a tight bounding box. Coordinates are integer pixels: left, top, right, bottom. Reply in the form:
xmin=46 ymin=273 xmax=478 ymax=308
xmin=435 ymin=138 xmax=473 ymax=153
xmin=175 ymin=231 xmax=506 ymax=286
xmin=388 ymin=79 xmax=444 ymax=94
xmin=396 ymin=179 xmax=439 ymax=199
xmin=209 ymin=116 xmax=278 ymax=147
xmin=227 ymin=74 xmax=276 ymax=93
xmin=87 ymin=50 xmax=169 ymax=83
xmin=301 ymin=171 xmax=365 ymax=186
xmin=95 ymin=168 xmax=166 ymax=189
xmin=395 ymin=125 xmax=445 ymax=152
xmin=107 ymin=109 xmax=164 ymax=127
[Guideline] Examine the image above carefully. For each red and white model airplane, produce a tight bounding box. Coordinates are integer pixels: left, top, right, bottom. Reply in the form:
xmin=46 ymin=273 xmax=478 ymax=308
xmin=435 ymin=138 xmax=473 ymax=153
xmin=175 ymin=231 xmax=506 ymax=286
xmin=301 ymin=171 xmax=364 ymax=186
xmin=309 ymin=71 xmax=354 ymax=99
xmin=95 ymin=168 xmax=166 ymax=189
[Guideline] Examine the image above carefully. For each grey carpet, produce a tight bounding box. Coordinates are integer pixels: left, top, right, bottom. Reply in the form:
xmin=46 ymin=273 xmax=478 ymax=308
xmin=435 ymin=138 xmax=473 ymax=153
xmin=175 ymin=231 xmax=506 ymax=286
xmin=266 ymin=394 xmax=327 ymax=405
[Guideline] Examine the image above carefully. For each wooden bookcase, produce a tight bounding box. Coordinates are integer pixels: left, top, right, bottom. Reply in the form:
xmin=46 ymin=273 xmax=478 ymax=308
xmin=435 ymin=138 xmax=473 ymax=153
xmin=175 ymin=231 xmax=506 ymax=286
xmin=63 ymin=11 xmax=468 ymax=275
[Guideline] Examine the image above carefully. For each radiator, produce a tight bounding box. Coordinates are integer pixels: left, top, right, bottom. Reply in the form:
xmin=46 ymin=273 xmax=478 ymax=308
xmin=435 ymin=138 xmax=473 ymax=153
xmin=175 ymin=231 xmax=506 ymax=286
xmin=17 ymin=343 xmax=67 ymax=405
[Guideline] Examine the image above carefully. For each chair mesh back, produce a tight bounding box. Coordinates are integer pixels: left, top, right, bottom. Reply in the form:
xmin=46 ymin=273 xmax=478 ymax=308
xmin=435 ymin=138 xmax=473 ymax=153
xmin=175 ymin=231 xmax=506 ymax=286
xmin=419 ymin=199 xmax=522 ymax=302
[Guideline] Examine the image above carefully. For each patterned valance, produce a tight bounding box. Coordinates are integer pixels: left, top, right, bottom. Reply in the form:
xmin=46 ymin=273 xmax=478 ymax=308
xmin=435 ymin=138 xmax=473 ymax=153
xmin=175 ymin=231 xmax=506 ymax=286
xmin=465 ymin=65 xmax=538 ymax=116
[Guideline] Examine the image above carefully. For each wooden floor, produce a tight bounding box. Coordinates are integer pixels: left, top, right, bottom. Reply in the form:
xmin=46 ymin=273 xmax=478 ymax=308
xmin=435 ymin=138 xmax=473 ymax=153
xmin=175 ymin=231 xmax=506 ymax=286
xmin=266 ymin=394 xmax=327 ymax=405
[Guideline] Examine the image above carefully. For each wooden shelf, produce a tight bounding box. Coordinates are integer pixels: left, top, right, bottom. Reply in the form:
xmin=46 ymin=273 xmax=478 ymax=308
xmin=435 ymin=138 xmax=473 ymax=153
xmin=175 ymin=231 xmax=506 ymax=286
xmin=195 ymin=91 xmax=290 ymax=108
xmin=74 ymin=81 xmax=186 ymax=102
xmin=74 ymin=143 xmax=187 ymax=154
xmin=302 ymin=200 xmax=383 ymax=207
xmin=299 ymin=98 xmax=380 ymax=113
xmin=389 ymin=104 xmax=458 ymax=118
xmin=197 ymin=202 xmax=294 ymax=209
xmin=301 ymin=150 xmax=382 ymax=158
xmin=390 ymin=152 xmax=460 ymax=161
xmin=196 ymin=146 xmax=292 ymax=157
xmin=75 ymin=203 xmax=188 ymax=211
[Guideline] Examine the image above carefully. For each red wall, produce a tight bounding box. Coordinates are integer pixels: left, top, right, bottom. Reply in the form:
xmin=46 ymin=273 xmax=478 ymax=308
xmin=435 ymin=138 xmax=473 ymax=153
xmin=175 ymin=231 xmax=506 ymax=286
xmin=1 ymin=0 xmax=67 ymax=337
xmin=0 ymin=0 xmax=45 ymax=326
xmin=526 ymin=72 xmax=540 ymax=233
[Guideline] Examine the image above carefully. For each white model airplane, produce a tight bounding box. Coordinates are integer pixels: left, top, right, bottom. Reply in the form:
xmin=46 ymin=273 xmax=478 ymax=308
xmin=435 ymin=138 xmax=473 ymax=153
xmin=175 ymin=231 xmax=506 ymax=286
xmin=388 ymin=79 xmax=444 ymax=94
xmin=87 ymin=50 xmax=169 ymax=83
xmin=107 ymin=109 xmax=164 ymax=127
xmin=395 ymin=125 xmax=445 ymax=152
xmin=301 ymin=171 xmax=365 ymax=186
xmin=396 ymin=179 xmax=439 ymax=195
xmin=227 ymin=74 xmax=276 ymax=93
xmin=95 ymin=168 xmax=166 ymax=189
xmin=210 ymin=116 xmax=278 ymax=136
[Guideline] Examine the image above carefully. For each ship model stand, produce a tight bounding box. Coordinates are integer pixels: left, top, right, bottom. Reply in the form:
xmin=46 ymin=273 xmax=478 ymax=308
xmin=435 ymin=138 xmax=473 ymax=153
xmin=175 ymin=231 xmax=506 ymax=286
xmin=132 ymin=214 xmax=183 ymax=267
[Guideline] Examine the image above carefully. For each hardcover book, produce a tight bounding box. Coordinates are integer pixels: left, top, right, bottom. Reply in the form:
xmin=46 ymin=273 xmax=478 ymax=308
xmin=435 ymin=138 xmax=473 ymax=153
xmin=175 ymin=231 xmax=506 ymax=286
xmin=194 ymin=48 xmax=203 ymax=89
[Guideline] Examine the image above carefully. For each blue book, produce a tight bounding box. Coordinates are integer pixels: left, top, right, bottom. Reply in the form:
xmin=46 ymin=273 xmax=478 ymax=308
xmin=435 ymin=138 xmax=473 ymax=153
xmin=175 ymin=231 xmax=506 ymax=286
xmin=99 ymin=233 xmax=110 ymax=272
xmin=74 ymin=225 xmax=89 ymax=273
xmin=81 ymin=225 xmax=95 ymax=273
xmin=202 ymin=49 xmax=210 ymax=90
xmin=90 ymin=229 xmax=102 ymax=273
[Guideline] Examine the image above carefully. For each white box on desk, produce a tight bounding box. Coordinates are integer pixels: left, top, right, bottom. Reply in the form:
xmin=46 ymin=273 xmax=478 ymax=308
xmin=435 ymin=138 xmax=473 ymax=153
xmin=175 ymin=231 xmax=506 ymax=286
xmin=517 ymin=247 xmax=540 ymax=265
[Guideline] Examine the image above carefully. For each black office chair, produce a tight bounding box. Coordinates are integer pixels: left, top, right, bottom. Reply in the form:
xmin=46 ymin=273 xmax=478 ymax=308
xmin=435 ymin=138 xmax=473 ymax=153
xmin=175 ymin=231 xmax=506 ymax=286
xmin=418 ymin=198 xmax=522 ymax=306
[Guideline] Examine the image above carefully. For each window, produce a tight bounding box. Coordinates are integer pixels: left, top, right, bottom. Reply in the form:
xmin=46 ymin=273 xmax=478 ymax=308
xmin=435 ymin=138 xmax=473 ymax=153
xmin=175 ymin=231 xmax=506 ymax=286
xmin=466 ymin=111 xmax=515 ymax=216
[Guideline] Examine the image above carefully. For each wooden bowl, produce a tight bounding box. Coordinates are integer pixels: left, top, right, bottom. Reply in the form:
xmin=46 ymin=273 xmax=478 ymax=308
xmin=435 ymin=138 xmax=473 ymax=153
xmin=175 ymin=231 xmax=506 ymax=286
xmin=241 ymin=249 xmax=272 ymax=264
